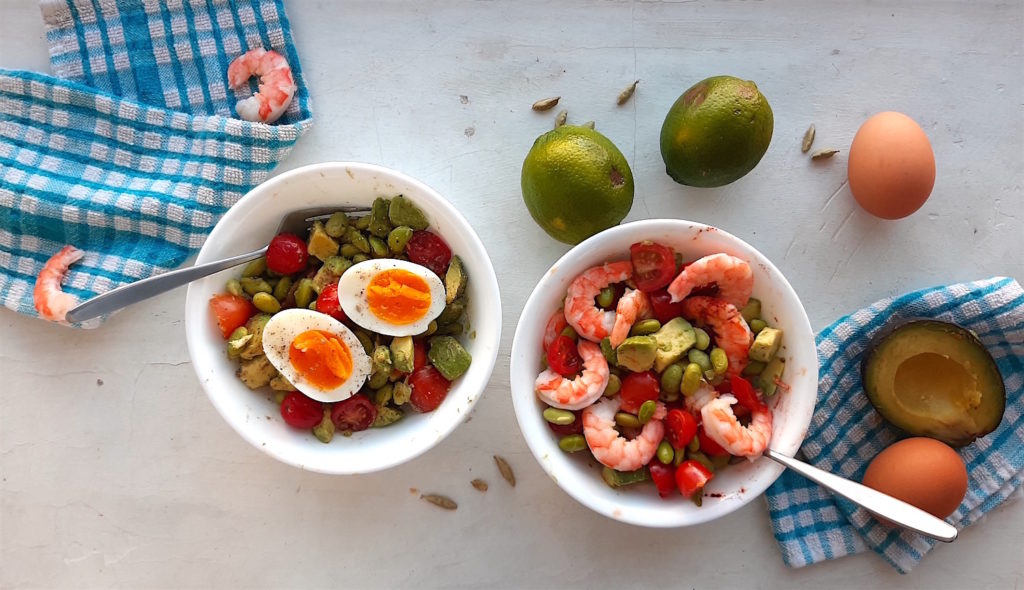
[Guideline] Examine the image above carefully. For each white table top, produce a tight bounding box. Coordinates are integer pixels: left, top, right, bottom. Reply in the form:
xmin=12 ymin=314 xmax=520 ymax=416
xmin=2 ymin=1 xmax=1022 ymax=588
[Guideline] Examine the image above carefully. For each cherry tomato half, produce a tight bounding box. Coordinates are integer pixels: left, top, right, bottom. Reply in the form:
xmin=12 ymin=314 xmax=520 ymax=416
xmin=413 ymin=339 xmax=428 ymax=371
xmin=665 ymin=409 xmax=698 ymax=450
xmin=630 ymin=241 xmax=677 ymax=292
xmin=730 ymin=375 xmax=767 ymax=413
xmin=647 ymin=289 xmax=688 ymax=324
xmin=314 ymin=283 xmax=347 ymax=322
xmin=330 ymin=394 xmax=377 ymax=432
xmin=649 ymin=461 xmax=677 ymax=498
xmin=675 ymin=460 xmax=713 ymax=497
xmin=266 ymin=233 xmax=309 ymax=274
xmin=209 ymin=293 xmax=256 ymax=339
xmin=406 ymin=230 xmax=452 ymax=277
xmin=408 ymin=365 xmax=451 ymax=412
xmin=619 ymin=371 xmax=660 ymax=414
xmin=546 ymin=335 xmax=583 ymax=377
xmin=697 ymin=425 xmax=730 ymax=457
xmin=280 ymin=392 xmax=323 ymax=429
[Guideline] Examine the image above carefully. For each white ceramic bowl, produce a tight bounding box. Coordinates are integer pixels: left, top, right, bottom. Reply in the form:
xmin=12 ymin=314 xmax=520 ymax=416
xmin=185 ymin=162 xmax=501 ymax=474
xmin=509 ymin=219 xmax=817 ymax=527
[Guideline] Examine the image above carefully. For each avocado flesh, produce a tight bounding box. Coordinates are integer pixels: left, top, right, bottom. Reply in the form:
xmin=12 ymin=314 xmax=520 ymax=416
xmin=862 ymin=320 xmax=1005 ymax=447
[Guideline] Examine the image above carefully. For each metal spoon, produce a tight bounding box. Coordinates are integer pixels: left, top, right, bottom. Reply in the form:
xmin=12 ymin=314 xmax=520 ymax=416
xmin=765 ymin=448 xmax=958 ymax=542
xmin=65 ymin=206 xmax=370 ymax=323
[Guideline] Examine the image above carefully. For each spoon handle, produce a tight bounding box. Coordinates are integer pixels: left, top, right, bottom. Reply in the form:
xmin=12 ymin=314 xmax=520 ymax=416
xmin=764 ymin=448 xmax=958 ymax=542
xmin=65 ymin=247 xmax=268 ymax=323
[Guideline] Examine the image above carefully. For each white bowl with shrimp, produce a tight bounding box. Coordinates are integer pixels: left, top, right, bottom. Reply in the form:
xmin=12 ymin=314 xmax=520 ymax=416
xmin=509 ymin=219 xmax=817 ymax=527
xmin=184 ymin=162 xmax=501 ymax=474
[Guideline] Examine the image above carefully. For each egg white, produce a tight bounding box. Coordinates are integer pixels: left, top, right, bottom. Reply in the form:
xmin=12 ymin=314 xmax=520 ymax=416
xmin=337 ymin=259 xmax=447 ymax=337
xmin=261 ymin=308 xmax=372 ymax=403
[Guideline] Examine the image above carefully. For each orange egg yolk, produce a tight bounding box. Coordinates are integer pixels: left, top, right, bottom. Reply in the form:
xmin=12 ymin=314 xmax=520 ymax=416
xmin=366 ymin=269 xmax=432 ymax=325
xmin=288 ymin=330 xmax=353 ymax=390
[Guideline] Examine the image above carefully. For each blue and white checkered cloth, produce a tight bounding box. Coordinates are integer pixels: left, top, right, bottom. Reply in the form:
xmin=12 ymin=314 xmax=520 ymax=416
xmin=766 ymin=277 xmax=1024 ymax=574
xmin=0 ymin=0 xmax=311 ymax=325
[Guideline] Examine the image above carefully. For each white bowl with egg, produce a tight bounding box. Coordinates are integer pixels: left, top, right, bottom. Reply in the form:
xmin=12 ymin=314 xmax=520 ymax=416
xmin=185 ymin=162 xmax=501 ymax=474
xmin=509 ymin=219 xmax=818 ymax=527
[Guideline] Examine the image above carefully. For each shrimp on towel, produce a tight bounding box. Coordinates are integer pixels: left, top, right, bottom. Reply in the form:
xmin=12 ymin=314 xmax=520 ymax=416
xmin=583 ymin=397 xmax=666 ymax=471
xmin=608 ymin=288 xmax=652 ymax=348
xmin=668 ymin=253 xmax=753 ymax=309
xmin=681 ymin=296 xmax=753 ymax=376
xmin=564 ymin=261 xmax=644 ymax=344
xmin=535 ymin=340 xmax=609 ymax=410
xmin=227 ymin=48 xmax=297 ymax=124
xmin=33 ymin=245 xmax=84 ymax=322
xmin=700 ymin=393 xmax=773 ymax=458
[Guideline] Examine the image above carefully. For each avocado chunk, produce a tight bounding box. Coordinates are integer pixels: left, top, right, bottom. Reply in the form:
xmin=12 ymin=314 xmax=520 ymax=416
xmin=390 ymin=335 xmax=415 ymax=373
xmin=756 ymin=356 xmax=786 ymax=396
xmin=749 ymin=327 xmax=783 ymax=363
xmin=861 ymin=319 xmax=1005 ymax=447
xmin=388 ymin=195 xmax=431 ymax=230
xmin=428 ymin=336 xmax=472 ymax=380
xmin=444 ymin=255 xmax=467 ymax=304
xmin=616 ymin=335 xmax=658 ymax=372
xmin=652 ymin=317 xmax=697 ymax=372
xmin=599 ymin=337 xmax=618 ymax=366
xmin=307 ymin=220 xmax=340 ymax=262
xmin=240 ymin=314 xmax=272 ymax=359
xmin=601 ymin=466 xmax=649 ymax=488
xmin=237 ymin=355 xmax=276 ymax=389
xmin=368 ymin=197 xmax=393 ymax=238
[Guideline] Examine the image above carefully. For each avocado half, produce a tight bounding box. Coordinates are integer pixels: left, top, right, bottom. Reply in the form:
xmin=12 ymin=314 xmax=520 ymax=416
xmin=861 ymin=319 xmax=1005 ymax=447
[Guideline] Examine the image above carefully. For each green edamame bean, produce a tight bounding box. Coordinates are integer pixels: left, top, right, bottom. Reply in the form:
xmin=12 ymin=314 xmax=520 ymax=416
xmin=638 ymin=400 xmax=657 ymax=425
xmin=225 ymin=278 xmax=244 ymax=297
xmin=660 ymin=363 xmax=683 ymax=394
xmin=740 ymin=298 xmax=762 ymax=323
xmin=355 ymin=330 xmax=374 ymax=355
xmin=604 ymin=373 xmax=621 ymax=397
xmin=308 ymin=301 xmax=317 ymax=311
xmin=687 ymin=435 xmax=700 ymax=453
xmin=660 ymin=388 xmax=680 ymax=403
xmin=674 ymin=252 xmax=685 ymax=271
xmin=558 ymin=434 xmax=587 ymax=453
xmin=543 ymin=407 xmax=576 ymax=426
xmin=252 ymin=292 xmax=281 ymax=314
xmin=273 ymin=276 xmax=293 ymax=302
xmin=368 ymin=236 xmax=389 ymax=258
xmin=742 ymin=360 xmax=766 ymax=376
xmin=340 ymin=243 xmax=361 ymax=258
xmin=560 ymin=326 xmax=578 ymax=340
xmin=294 ymin=279 xmax=315 ymax=310
xmin=596 ymin=287 xmax=614 ymax=308
xmin=674 ymin=448 xmax=687 ymax=466
xmin=352 ymin=253 xmax=370 ymax=264
xmin=694 ymin=327 xmax=711 ymax=351
xmin=712 ymin=453 xmax=732 ymax=470
xmin=346 ymin=227 xmax=371 ymax=253
xmin=241 ymin=257 xmax=267 ymax=278
xmin=681 ymin=363 xmax=703 ymax=396
xmin=387 ymin=226 xmax=414 ymax=254
xmin=710 ymin=347 xmax=728 ymax=375
xmin=373 ymin=383 xmax=394 ymax=406
xmin=687 ymin=349 xmax=712 ymax=373
xmin=353 ymin=215 xmax=372 ymax=231
xmin=630 ymin=319 xmax=662 ymax=336
xmin=657 ymin=441 xmax=674 ymax=464
xmin=689 ymin=450 xmax=715 ymax=472
xmin=750 ymin=318 xmax=767 ymax=334
xmin=614 ymin=412 xmax=640 ymax=428
xmin=324 ymin=212 xmax=349 ymax=238
xmin=240 ymin=277 xmax=273 ymax=296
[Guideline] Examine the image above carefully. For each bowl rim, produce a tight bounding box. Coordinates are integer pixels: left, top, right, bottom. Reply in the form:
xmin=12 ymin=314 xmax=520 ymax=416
xmin=509 ymin=218 xmax=818 ymax=527
xmin=184 ymin=161 xmax=502 ymax=474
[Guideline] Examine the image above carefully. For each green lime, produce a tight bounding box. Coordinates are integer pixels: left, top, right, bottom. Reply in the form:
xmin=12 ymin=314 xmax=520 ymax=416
xmin=521 ymin=125 xmax=634 ymax=245
xmin=660 ymin=75 xmax=774 ymax=188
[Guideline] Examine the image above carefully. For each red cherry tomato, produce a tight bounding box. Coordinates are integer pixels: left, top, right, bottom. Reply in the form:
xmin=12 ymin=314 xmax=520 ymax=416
xmin=619 ymin=371 xmax=660 ymax=413
xmin=265 ymin=233 xmax=308 ymax=274
xmin=330 ymin=394 xmax=377 ymax=432
xmin=629 ymin=241 xmax=677 ymax=292
xmin=413 ymin=339 xmax=428 ymax=371
xmin=314 ymin=283 xmax=346 ymax=321
xmin=665 ymin=409 xmax=698 ymax=449
xmin=209 ymin=293 xmax=256 ymax=338
xmin=405 ymin=230 xmax=452 ymax=277
xmin=408 ymin=365 xmax=451 ymax=412
xmin=730 ymin=375 xmax=767 ymax=413
xmin=546 ymin=409 xmax=584 ymax=436
xmin=697 ymin=425 xmax=730 ymax=457
xmin=675 ymin=460 xmax=714 ymax=497
xmin=280 ymin=392 xmax=323 ymax=429
xmin=648 ymin=461 xmax=677 ymax=498
xmin=546 ymin=335 xmax=583 ymax=377
xmin=647 ymin=289 xmax=688 ymax=324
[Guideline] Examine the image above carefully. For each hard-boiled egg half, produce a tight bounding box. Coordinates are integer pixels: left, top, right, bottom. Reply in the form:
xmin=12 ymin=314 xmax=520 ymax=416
xmin=261 ymin=308 xmax=372 ymax=403
xmin=338 ymin=259 xmax=446 ymax=337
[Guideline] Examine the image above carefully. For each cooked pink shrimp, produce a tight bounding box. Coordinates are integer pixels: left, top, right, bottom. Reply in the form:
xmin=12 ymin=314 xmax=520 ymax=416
xmin=681 ymin=296 xmax=753 ymax=376
xmin=700 ymin=393 xmax=773 ymax=458
xmin=608 ymin=288 xmax=652 ymax=348
xmin=227 ymin=48 xmax=296 ymax=124
xmin=684 ymin=382 xmax=719 ymax=414
xmin=563 ymin=261 xmax=633 ymax=343
xmin=583 ymin=397 xmax=666 ymax=471
xmin=542 ymin=309 xmax=569 ymax=352
xmin=535 ymin=340 xmax=609 ymax=410
xmin=33 ymin=245 xmax=83 ymax=322
xmin=668 ymin=253 xmax=753 ymax=308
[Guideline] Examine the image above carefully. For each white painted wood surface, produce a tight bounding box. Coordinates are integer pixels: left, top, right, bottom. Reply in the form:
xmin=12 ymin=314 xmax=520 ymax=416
xmin=2 ymin=1 xmax=1022 ymax=587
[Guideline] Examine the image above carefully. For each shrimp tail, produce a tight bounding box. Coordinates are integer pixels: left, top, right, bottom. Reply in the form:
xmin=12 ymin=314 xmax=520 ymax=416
xmin=33 ymin=245 xmax=84 ymax=323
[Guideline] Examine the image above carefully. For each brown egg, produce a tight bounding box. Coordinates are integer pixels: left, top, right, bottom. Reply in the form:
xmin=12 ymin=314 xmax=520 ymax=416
xmin=862 ymin=437 xmax=967 ymax=518
xmin=848 ymin=111 xmax=936 ymax=219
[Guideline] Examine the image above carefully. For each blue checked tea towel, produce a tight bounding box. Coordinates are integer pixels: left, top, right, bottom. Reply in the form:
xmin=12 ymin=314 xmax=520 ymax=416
xmin=766 ymin=276 xmax=1024 ymax=574
xmin=0 ymin=0 xmax=312 ymax=325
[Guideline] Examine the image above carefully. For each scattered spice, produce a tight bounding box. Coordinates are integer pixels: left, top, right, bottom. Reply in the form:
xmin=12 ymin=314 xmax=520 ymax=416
xmin=494 ymin=455 xmax=516 ymax=487
xmin=617 ymin=80 xmax=639 ymax=105
xmin=554 ymin=109 xmax=568 ymax=128
xmin=532 ymin=96 xmax=560 ymax=111
xmin=811 ymin=148 xmax=840 ymax=160
xmin=471 ymin=478 xmax=488 ymax=492
xmin=421 ymin=493 xmax=458 ymax=510
xmin=801 ymin=124 xmax=816 ymax=153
